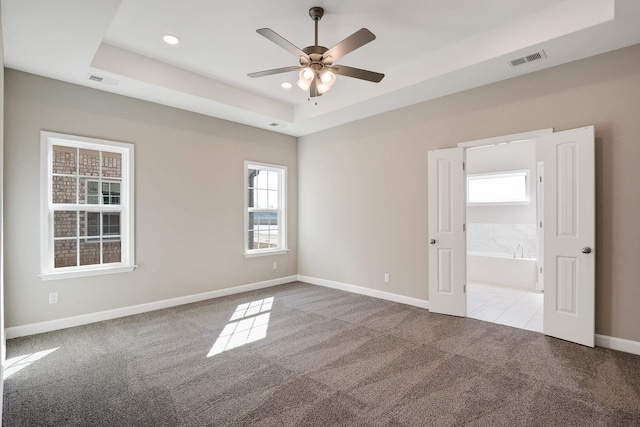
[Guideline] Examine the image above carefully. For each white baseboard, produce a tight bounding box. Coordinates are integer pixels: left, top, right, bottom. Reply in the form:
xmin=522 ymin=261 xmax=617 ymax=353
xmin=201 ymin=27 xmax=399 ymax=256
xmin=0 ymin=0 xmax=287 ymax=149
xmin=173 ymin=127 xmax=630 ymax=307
xmin=297 ymin=275 xmax=429 ymax=309
xmin=595 ymin=334 xmax=640 ymax=356
xmin=5 ymin=275 xmax=298 ymax=339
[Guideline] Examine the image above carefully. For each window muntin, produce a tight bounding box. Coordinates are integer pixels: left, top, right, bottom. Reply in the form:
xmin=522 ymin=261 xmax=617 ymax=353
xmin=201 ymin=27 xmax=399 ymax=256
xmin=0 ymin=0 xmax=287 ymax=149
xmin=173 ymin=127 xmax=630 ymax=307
xmin=245 ymin=162 xmax=287 ymax=256
xmin=41 ymin=132 xmax=135 ymax=279
xmin=467 ymin=170 xmax=530 ymax=205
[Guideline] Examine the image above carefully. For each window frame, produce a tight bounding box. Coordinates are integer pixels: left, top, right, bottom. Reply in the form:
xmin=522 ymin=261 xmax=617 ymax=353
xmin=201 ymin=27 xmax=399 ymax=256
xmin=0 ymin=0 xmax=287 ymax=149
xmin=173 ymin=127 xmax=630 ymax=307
xmin=244 ymin=161 xmax=288 ymax=257
xmin=40 ymin=131 xmax=136 ymax=280
xmin=466 ymin=169 xmax=531 ymax=206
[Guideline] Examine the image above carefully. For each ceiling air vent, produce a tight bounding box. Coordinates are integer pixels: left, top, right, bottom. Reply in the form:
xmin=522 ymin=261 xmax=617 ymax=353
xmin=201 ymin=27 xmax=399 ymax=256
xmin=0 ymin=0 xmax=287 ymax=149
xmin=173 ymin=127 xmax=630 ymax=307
xmin=509 ymin=50 xmax=547 ymax=67
xmin=87 ymin=73 xmax=119 ymax=86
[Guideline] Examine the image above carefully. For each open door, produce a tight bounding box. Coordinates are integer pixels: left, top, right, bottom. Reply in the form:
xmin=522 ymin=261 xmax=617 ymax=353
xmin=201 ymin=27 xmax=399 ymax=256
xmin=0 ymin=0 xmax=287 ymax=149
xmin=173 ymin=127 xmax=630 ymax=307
xmin=428 ymin=147 xmax=466 ymax=316
xmin=542 ymin=126 xmax=595 ymax=347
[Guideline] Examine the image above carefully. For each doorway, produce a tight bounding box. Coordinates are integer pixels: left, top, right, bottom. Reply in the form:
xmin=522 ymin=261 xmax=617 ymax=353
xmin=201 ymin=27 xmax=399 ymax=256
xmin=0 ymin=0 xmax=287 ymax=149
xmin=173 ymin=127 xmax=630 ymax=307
xmin=464 ymin=139 xmax=542 ymax=332
xmin=428 ymin=126 xmax=596 ymax=347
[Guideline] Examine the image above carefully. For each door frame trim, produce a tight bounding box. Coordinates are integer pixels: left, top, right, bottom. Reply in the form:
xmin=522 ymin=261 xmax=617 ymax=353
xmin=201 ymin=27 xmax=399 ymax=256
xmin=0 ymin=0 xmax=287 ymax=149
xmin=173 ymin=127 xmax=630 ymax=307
xmin=458 ymin=128 xmax=553 ymax=149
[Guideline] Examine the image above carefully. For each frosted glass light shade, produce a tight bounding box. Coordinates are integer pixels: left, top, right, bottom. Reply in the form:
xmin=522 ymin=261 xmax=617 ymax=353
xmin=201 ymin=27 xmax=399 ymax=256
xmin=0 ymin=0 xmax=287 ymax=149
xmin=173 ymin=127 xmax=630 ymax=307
xmin=297 ymin=67 xmax=315 ymax=92
xmin=319 ymin=69 xmax=336 ymax=86
xmin=316 ymin=81 xmax=330 ymax=94
xmin=300 ymin=67 xmax=314 ymax=81
xmin=296 ymin=79 xmax=311 ymax=91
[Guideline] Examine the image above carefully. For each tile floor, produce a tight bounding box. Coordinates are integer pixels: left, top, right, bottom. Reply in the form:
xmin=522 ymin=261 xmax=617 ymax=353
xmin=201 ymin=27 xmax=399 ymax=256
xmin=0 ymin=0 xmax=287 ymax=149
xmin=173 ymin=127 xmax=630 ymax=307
xmin=467 ymin=281 xmax=543 ymax=332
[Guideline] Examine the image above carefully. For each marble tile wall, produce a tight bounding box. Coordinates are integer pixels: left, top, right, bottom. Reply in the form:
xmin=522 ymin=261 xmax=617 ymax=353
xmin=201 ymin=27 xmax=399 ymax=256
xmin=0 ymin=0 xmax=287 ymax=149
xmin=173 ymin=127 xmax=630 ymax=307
xmin=467 ymin=223 xmax=537 ymax=258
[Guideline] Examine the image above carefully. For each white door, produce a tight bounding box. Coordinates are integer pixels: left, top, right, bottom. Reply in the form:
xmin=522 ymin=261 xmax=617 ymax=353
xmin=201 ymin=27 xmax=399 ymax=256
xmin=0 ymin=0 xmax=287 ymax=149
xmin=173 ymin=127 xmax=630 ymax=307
xmin=428 ymin=147 xmax=466 ymax=316
xmin=543 ymin=126 xmax=595 ymax=347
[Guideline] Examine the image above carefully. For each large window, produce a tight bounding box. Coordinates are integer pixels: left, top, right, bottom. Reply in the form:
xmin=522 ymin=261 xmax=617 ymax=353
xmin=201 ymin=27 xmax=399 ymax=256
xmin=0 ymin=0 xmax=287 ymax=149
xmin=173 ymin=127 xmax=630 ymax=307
xmin=40 ymin=132 xmax=135 ymax=280
xmin=244 ymin=161 xmax=287 ymax=256
xmin=467 ymin=170 xmax=530 ymax=205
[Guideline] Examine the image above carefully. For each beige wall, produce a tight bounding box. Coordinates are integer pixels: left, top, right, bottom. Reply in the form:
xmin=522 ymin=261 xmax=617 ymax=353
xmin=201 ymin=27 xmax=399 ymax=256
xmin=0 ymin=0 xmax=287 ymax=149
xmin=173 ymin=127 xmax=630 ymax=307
xmin=299 ymin=44 xmax=640 ymax=343
xmin=3 ymin=70 xmax=298 ymax=328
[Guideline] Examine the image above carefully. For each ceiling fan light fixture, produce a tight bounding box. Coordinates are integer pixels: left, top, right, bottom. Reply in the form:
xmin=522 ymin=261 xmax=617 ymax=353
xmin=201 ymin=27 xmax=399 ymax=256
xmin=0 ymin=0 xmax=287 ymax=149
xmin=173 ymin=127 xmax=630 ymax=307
xmin=300 ymin=67 xmax=314 ymax=81
xmin=316 ymin=70 xmax=334 ymax=94
xmin=248 ymin=6 xmax=384 ymax=98
xmin=316 ymin=81 xmax=330 ymax=94
xmin=296 ymin=78 xmax=312 ymax=91
xmin=297 ymin=66 xmax=316 ymax=92
xmin=319 ymin=68 xmax=336 ymax=86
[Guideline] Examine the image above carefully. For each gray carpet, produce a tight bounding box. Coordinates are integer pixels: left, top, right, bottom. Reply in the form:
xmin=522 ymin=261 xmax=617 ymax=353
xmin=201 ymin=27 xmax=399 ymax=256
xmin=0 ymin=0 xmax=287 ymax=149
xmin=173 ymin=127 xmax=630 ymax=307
xmin=3 ymin=281 xmax=640 ymax=426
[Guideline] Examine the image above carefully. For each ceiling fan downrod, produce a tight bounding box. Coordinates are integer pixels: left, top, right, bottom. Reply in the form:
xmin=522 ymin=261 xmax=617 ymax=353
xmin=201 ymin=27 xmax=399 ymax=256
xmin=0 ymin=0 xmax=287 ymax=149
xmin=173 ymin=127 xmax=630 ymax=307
xmin=309 ymin=7 xmax=324 ymax=47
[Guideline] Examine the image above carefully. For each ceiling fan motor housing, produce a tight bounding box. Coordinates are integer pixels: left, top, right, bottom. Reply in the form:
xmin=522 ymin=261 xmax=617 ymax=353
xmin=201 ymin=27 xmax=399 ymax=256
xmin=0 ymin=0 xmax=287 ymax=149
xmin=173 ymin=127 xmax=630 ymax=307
xmin=301 ymin=47 xmax=331 ymax=68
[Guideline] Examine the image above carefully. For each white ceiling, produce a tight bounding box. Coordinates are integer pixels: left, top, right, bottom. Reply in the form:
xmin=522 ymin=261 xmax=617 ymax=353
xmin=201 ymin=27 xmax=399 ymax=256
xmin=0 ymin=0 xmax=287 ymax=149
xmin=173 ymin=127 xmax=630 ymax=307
xmin=3 ymin=0 xmax=640 ymax=136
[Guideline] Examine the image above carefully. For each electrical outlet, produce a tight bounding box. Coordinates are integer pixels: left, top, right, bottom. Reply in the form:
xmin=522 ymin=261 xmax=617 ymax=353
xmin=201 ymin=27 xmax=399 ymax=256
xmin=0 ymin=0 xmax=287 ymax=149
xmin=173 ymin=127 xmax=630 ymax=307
xmin=273 ymin=262 xmax=278 ymax=270
xmin=49 ymin=292 xmax=59 ymax=304
xmin=384 ymin=274 xmax=390 ymax=283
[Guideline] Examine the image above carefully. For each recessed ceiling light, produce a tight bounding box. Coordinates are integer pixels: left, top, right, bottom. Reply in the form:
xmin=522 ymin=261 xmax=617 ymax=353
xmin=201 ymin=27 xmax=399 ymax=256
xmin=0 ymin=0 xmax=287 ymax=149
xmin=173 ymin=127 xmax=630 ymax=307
xmin=281 ymin=82 xmax=293 ymax=89
xmin=163 ymin=34 xmax=180 ymax=45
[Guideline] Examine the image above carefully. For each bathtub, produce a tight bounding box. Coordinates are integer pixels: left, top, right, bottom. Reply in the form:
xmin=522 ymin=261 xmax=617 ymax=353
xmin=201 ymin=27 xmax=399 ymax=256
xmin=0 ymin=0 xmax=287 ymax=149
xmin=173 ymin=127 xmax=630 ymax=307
xmin=467 ymin=251 xmax=538 ymax=290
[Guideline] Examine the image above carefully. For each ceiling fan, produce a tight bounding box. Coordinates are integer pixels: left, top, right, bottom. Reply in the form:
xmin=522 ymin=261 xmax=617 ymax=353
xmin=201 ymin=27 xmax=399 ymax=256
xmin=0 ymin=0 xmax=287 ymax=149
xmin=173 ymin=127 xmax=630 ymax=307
xmin=248 ymin=6 xmax=384 ymax=97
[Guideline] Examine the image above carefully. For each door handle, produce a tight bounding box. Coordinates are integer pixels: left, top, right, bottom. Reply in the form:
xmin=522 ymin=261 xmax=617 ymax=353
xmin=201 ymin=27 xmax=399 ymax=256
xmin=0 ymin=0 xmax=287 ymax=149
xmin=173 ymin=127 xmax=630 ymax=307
xmin=581 ymin=246 xmax=592 ymax=254
xmin=430 ymin=239 xmax=437 ymax=245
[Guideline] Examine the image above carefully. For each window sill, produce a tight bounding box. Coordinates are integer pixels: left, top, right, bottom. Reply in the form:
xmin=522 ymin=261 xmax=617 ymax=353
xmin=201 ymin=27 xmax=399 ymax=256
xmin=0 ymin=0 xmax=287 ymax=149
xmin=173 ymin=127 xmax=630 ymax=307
xmin=39 ymin=265 xmax=137 ymax=281
xmin=244 ymin=249 xmax=289 ymax=258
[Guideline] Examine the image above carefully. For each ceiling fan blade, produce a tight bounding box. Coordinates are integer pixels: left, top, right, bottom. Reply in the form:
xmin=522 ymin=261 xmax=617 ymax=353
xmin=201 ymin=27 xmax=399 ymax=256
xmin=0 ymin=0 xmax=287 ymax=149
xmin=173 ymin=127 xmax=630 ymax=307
xmin=248 ymin=66 xmax=302 ymax=78
xmin=322 ymin=28 xmax=376 ymax=63
xmin=256 ymin=28 xmax=309 ymax=60
xmin=329 ymin=65 xmax=384 ymax=83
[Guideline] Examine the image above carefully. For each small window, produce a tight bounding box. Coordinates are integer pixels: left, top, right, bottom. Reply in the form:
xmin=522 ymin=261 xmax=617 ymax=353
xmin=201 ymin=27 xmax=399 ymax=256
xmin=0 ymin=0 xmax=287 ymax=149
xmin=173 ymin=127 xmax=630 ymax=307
xmin=244 ymin=161 xmax=287 ymax=257
xmin=40 ymin=131 xmax=135 ymax=280
xmin=467 ymin=170 xmax=530 ymax=205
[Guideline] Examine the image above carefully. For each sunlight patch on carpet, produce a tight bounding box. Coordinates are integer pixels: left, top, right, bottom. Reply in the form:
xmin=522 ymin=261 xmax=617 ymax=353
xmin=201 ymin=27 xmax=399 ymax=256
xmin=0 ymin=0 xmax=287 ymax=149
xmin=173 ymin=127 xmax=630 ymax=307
xmin=3 ymin=348 xmax=59 ymax=380
xmin=207 ymin=297 xmax=273 ymax=357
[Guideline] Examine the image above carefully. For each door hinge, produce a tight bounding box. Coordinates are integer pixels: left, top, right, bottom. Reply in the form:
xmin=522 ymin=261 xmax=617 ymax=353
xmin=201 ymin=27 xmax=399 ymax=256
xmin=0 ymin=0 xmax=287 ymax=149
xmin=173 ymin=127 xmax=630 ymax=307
xmin=539 ymin=221 xmax=542 ymax=228
xmin=463 ymin=284 xmax=466 ymax=293
xmin=462 ymin=162 xmax=465 ymax=170
xmin=539 ymin=176 xmax=542 ymax=182
xmin=540 ymin=267 xmax=543 ymax=274
xmin=463 ymin=223 xmax=466 ymax=232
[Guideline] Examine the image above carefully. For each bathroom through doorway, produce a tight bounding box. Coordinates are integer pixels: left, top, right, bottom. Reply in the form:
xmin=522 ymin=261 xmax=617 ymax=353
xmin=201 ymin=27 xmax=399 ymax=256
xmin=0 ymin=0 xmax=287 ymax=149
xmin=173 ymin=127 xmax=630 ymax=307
xmin=464 ymin=138 xmax=543 ymax=332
